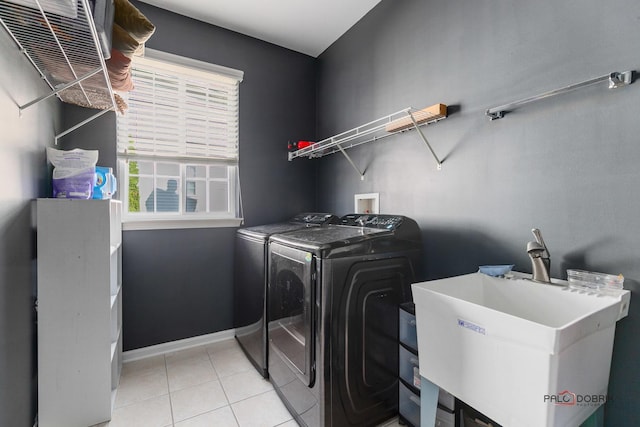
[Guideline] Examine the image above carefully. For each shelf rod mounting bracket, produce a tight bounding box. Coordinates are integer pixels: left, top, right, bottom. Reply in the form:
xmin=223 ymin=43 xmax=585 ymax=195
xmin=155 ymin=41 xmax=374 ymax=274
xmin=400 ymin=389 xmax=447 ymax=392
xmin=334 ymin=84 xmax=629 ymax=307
xmin=336 ymin=144 xmax=365 ymax=180
xmin=408 ymin=110 xmax=443 ymax=170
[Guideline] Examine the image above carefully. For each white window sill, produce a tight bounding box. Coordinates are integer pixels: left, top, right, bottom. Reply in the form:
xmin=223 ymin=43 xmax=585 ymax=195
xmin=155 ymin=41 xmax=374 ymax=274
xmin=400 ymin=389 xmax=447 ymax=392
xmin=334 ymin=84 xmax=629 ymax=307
xmin=122 ymin=217 xmax=243 ymax=231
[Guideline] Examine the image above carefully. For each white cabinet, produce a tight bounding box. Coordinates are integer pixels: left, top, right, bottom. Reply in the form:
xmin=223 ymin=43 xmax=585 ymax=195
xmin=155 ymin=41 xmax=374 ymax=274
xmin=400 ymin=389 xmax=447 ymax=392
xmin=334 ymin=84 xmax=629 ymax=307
xmin=37 ymin=199 xmax=122 ymax=427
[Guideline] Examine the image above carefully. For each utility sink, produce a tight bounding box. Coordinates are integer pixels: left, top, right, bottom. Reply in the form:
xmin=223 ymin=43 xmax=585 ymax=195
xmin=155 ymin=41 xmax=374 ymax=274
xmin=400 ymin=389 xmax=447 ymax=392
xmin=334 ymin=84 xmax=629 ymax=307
xmin=412 ymin=272 xmax=630 ymax=427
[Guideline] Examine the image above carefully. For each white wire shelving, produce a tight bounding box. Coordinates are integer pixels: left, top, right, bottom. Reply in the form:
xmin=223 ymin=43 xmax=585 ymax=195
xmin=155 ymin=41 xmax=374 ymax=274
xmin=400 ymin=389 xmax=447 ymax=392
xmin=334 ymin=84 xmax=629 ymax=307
xmin=0 ymin=0 xmax=117 ymax=143
xmin=288 ymin=104 xmax=448 ymax=179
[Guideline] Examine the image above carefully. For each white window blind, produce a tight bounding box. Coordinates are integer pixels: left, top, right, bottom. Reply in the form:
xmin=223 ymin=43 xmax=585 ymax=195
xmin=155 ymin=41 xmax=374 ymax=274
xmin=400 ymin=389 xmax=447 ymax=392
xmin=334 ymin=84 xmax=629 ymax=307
xmin=116 ymin=50 xmax=244 ymax=228
xmin=117 ymin=51 xmax=243 ymax=162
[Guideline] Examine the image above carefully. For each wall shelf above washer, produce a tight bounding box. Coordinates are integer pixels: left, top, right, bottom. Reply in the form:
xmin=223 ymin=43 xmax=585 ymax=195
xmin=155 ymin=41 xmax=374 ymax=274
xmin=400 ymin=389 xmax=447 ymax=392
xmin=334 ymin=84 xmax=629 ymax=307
xmin=0 ymin=0 xmax=120 ymax=143
xmin=288 ymin=103 xmax=448 ymax=179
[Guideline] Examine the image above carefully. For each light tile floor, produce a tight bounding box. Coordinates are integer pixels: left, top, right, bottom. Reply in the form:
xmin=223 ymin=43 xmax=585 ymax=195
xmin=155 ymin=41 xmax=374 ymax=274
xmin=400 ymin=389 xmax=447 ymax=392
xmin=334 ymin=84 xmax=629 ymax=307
xmin=95 ymin=338 xmax=402 ymax=427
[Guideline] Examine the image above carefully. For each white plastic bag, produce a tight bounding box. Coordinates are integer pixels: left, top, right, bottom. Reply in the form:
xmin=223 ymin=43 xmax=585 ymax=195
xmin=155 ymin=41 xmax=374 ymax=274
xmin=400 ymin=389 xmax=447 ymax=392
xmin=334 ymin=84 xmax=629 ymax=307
xmin=47 ymin=147 xmax=98 ymax=199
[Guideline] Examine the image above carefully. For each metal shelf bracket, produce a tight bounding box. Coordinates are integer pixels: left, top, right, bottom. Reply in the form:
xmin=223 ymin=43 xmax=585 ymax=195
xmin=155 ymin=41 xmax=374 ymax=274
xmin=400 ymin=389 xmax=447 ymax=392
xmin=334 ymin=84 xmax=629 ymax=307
xmin=408 ymin=110 xmax=443 ymax=170
xmin=19 ymin=67 xmax=104 ymax=114
xmin=336 ymin=144 xmax=366 ymax=180
xmin=486 ymin=70 xmax=634 ymax=120
xmin=54 ymin=108 xmax=113 ymax=145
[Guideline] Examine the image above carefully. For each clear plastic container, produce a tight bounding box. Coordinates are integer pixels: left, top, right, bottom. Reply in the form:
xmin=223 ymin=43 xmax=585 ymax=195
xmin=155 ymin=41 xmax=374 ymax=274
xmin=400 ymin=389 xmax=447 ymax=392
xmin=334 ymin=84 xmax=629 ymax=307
xmin=567 ymin=269 xmax=624 ymax=292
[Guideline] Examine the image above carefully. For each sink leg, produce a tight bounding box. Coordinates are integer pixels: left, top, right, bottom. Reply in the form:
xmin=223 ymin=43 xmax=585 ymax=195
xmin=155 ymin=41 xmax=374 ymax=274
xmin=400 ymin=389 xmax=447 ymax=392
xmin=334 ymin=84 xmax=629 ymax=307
xmin=420 ymin=376 xmax=439 ymax=426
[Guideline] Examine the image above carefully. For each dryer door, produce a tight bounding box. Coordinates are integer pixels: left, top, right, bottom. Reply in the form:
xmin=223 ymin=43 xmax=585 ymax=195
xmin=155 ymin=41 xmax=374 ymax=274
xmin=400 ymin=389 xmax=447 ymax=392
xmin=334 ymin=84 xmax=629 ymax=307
xmin=268 ymin=243 xmax=315 ymax=387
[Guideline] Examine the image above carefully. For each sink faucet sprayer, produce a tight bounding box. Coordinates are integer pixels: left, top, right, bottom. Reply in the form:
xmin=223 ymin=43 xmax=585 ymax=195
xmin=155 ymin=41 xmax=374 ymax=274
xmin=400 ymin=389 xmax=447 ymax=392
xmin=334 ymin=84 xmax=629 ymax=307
xmin=527 ymin=228 xmax=551 ymax=283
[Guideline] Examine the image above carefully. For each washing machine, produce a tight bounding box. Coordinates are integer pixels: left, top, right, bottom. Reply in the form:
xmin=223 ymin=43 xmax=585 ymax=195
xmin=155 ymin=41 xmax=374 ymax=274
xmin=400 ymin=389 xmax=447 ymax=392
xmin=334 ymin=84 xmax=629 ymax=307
xmin=267 ymin=214 xmax=422 ymax=427
xmin=233 ymin=213 xmax=339 ymax=378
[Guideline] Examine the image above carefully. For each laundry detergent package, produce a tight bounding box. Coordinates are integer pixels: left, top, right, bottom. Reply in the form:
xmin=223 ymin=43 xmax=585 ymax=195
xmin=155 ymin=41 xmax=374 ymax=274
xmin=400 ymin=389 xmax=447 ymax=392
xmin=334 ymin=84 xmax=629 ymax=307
xmin=47 ymin=147 xmax=98 ymax=199
xmin=92 ymin=166 xmax=117 ymax=199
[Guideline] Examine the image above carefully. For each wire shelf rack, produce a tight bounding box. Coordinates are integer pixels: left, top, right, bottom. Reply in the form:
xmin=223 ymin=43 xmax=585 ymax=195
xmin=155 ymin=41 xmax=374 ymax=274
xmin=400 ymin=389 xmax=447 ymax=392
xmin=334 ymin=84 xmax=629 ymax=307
xmin=0 ymin=0 xmax=117 ymax=139
xmin=288 ymin=104 xmax=447 ymax=178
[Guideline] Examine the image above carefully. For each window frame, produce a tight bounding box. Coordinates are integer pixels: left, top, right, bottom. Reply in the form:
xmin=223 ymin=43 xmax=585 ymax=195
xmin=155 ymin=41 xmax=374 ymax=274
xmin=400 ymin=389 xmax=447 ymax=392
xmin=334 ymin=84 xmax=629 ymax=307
xmin=116 ymin=49 xmax=244 ymax=230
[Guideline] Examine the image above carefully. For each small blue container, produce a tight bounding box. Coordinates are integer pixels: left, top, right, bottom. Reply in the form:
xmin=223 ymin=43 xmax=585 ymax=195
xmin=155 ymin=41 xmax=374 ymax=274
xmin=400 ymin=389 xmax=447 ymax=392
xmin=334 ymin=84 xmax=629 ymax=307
xmin=478 ymin=264 xmax=515 ymax=277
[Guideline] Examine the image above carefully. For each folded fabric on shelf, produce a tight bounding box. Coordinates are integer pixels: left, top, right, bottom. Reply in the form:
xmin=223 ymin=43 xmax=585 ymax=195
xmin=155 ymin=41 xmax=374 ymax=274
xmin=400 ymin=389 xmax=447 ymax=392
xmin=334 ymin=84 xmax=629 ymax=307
xmin=114 ymin=0 xmax=155 ymax=44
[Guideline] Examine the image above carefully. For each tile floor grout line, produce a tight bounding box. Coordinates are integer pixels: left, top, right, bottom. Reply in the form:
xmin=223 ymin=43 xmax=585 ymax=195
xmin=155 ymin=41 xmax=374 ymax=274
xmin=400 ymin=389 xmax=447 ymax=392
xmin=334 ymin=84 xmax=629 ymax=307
xmin=113 ymin=359 xmax=174 ymax=411
xmin=116 ymin=340 xmax=300 ymax=427
xmin=229 ymin=385 xmax=277 ymax=405
xmin=164 ymin=354 xmax=177 ymax=427
xmin=207 ymin=348 xmax=242 ymax=426
xmin=167 ymin=349 xmax=222 ymax=425
xmin=229 ymin=388 xmax=297 ymax=426
xmin=112 ymin=391 xmax=172 ymax=410
xmin=206 ymin=347 xmax=223 ymax=382
xmin=208 ymin=342 xmax=294 ymax=425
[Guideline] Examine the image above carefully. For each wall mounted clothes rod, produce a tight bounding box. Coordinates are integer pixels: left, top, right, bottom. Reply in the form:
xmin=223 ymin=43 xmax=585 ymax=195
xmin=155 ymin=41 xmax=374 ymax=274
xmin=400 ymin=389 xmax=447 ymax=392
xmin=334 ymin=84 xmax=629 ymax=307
xmin=485 ymin=70 xmax=633 ymax=120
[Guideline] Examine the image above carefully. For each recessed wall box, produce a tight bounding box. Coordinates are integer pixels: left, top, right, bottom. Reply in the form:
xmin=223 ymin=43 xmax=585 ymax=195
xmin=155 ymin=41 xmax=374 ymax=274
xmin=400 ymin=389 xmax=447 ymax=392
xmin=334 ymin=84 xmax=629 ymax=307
xmin=354 ymin=193 xmax=379 ymax=214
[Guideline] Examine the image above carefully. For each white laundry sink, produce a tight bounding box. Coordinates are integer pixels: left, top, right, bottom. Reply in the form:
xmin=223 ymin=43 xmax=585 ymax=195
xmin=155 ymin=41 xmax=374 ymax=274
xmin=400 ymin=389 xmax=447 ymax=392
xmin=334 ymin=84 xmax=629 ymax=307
xmin=412 ymin=272 xmax=630 ymax=427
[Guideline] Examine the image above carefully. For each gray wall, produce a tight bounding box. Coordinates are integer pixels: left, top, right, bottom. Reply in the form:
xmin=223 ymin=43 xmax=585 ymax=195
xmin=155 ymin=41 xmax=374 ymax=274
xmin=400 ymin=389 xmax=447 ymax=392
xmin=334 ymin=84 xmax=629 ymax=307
xmin=316 ymin=0 xmax=640 ymax=424
xmin=118 ymin=2 xmax=318 ymax=349
xmin=61 ymin=105 xmax=117 ymax=170
xmin=0 ymin=27 xmax=60 ymax=427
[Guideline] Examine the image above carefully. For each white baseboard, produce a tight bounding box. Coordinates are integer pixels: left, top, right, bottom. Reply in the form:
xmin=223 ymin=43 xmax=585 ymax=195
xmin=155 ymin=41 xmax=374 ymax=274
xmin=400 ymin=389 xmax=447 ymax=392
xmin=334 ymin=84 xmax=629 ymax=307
xmin=122 ymin=329 xmax=236 ymax=363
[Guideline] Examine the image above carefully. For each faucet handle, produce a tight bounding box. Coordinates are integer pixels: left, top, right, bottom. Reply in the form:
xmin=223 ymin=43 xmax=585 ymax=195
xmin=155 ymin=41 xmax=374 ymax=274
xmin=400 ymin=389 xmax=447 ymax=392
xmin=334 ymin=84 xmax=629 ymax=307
xmin=527 ymin=241 xmax=545 ymax=255
xmin=531 ymin=228 xmax=550 ymax=258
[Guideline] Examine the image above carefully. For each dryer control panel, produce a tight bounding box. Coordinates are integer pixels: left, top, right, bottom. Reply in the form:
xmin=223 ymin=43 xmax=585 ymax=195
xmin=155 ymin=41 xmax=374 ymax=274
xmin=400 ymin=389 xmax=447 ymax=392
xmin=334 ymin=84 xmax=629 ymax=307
xmin=291 ymin=213 xmax=339 ymax=225
xmin=340 ymin=214 xmax=404 ymax=230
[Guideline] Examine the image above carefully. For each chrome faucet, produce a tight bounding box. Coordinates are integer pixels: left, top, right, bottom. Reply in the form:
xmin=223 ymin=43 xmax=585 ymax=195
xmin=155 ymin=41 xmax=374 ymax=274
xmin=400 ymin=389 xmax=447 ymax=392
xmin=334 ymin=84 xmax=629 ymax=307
xmin=527 ymin=228 xmax=551 ymax=283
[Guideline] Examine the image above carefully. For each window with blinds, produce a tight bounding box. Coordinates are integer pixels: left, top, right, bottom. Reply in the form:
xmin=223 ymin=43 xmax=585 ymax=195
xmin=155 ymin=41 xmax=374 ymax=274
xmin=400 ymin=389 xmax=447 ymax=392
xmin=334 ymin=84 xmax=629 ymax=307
xmin=116 ymin=50 xmax=244 ymax=227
